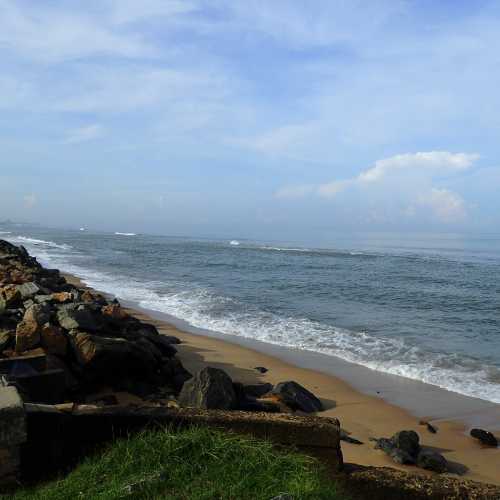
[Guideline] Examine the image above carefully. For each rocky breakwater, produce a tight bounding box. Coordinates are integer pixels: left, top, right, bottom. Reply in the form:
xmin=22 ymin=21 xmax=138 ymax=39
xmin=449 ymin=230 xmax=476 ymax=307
xmin=0 ymin=239 xmax=190 ymax=405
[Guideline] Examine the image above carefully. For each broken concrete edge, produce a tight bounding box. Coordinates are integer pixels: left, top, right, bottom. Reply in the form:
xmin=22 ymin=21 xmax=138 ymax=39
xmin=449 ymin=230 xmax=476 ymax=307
xmin=340 ymin=464 xmax=500 ymax=500
xmin=0 ymin=383 xmax=27 ymax=489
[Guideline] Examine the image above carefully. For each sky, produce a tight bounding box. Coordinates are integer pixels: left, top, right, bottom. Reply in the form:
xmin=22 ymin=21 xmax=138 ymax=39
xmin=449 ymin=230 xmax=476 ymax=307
xmin=1 ymin=0 xmax=500 ymax=242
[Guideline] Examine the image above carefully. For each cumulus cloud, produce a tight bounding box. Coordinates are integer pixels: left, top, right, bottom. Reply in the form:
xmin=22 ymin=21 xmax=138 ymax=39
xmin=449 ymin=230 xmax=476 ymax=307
xmin=418 ymin=188 xmax=467 ymax=222
xmin=65 ymin=124 xmax=105 ymax=144
xmin=275 ymin=151 xmax=478 ymax=224
xmin=318 ymin=151 xmax=479 ymax=197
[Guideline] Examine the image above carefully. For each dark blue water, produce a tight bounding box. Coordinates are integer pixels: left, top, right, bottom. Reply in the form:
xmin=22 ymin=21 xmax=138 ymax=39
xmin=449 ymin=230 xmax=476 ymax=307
xmin=2 ymin=225 xmax=500 ymax=403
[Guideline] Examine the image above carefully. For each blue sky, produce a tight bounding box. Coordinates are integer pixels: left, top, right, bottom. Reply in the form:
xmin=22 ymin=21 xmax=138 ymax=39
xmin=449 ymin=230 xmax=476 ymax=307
xmin=1 ymin=0 xmax=499 ymax=241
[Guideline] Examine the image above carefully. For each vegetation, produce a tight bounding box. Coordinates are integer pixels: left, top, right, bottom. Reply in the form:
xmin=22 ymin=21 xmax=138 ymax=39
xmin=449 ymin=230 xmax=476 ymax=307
xmin=5 ymin=427 xmax=346 ymax=500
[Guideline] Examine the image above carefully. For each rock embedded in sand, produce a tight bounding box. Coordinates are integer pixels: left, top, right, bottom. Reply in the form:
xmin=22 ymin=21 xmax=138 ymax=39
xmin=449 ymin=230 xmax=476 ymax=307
xmin=271 ymin=381 xmax=323 ymax=413
xmin=391 ymin=430 xmax=420 ymax=458
xmin=416 ymin=449 xmax=447 ymax=473
xmin=470 ymin=428 xmax=498 ymax=447
xmin=178 ymin=367 xmax=237 ymax=410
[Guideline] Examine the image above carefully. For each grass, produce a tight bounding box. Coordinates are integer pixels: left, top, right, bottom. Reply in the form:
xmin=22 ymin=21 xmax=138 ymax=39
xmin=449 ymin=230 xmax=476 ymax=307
xmin=4 ymin=426 xmax=347 ymax=500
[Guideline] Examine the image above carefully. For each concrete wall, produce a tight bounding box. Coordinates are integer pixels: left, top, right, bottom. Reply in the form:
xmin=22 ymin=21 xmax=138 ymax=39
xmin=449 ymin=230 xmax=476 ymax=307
xmin=0 ymin=381 xmax=26 ymax=490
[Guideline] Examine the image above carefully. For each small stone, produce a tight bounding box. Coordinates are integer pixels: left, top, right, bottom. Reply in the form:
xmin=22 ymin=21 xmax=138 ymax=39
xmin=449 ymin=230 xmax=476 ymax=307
xmin=470 ymin=428 xmax=498 ymax=447
xmin=417 ymin=450 xmax=447 ymax=473
xmin=254 ymin=366 xmax=268 ymax=373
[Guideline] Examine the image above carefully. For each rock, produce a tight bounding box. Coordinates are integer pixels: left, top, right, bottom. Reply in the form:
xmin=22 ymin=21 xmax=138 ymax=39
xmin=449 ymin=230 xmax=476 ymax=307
xmin=161 ymin=335 xmax=181 ymax=345
xmin=15 ymin=304 xmax=50 ymax=352
xmin=57 ymin=305 xmax=102 ymax=332
xmin=470 ymin=428 xmax=498 ymax=447
xmin=389 ymin=448 xmax=416 ymax=465
xmin=81 ymin=290 xmax=107 ymax=305
xmin=40 ymin=323 xmax=68 ymax=356
xmin=374 ymin=437 xmax=396 ymax=454
xmin=0 ymin=286 xmax=22 ymax=310
xmin=0 ymin=331 xmax=13 ymax=352
xmin=243 ymin=382 xmax=273 ymax=398
xmin=419 ymin=420 xmax=437 ymax=434
xmin=391 ymin=431 xmax=420 ymax=459
xmin=34 ymin=294 xmax=54 ymax=304
xmin=340 ymin=429 xmax=363 ymax=445
xmin=69 ymin=332 xmax=158 ymax=383
xmin=417 ymin=450 xmax=447 ymax=473
xmin=254 ymin=366 xmax=268 ymax=373
xmin=147 ymin=335 xmax=177 ymax=358
xmin=101 ymin=304 xmax=128 ymax=320
xmin=160 ymin=357 xmax=192 ymax=393
xmin=178 ymin=367 xmax=236 ymax=410
xmin=51 ymin=292 xmax=74 ymax=304
xmin=16 ymin=282 xmax=40 ymax=299
xmin=271 ymin=381 xmax=323 ymax=413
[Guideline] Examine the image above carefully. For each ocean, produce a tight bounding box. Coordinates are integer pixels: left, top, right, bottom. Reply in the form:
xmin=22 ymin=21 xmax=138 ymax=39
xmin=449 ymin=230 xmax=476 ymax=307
xmin=2 ymin=225 xmax=500 ymax=405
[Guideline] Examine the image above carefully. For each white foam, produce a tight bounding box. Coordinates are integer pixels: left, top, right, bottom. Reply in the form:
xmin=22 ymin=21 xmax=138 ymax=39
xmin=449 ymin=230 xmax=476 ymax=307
xmin=8 ymin=236 xmax=72 ymax=250
xmin=115 ymin=232 xmax=136 ymax=236
xmin=0 ymin=231 xmax=12 ymax=235
xmin=16 ymin=238 xmax=500 ymax=405
xmin=229 ymin=240 xmax=240 ymax=246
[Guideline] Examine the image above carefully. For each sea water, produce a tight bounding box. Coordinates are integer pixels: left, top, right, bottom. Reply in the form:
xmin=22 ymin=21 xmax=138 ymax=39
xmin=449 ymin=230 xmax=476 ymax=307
xmin=3 ymin=226 xmax=500 ymax=404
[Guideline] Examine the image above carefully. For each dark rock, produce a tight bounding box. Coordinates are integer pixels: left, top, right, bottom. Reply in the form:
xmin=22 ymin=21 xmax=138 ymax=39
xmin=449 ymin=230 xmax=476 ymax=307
xmin=391 ymin=430 xmax=420 ymax=459
xmin=254 ymin=366 xmax=268 ymax=373
xmin=161 ymin=335 xmax=181 ymax=345
xmin=417 ymin=450 xmax=447 ymax=473
xmin=57 ymin=305 xmax=102 ymax=332
xmin=40 ymin=323 xmax=68 ymax=356
xmin=271 ymin=381 xmax=323 ymax=413
xmin=419 ymin=420 xmax=437 ymax=434
xmin=178 ymin=367 xmax=236 ymax=410
xmin=340 ymin=429 xmax=363 ymax=445
xmin=243 ymin=382 xmax=273 ymax=398
xmin=160 ymin=357 xmax=192 ymax=393
xmin=147 ymin=335 xmax=177 ymax=358
xmin=69 ymin=332 xmax=158 ymax=383
xmin=470 ymin=428 xmax=498 ymax=447
xmin=389 ymin=448 xmax=416 ymax=465
xmin=0 ymin=330 xmax=13 ymax=352
xmin=374 ymin=437 xmax=395 ymax=454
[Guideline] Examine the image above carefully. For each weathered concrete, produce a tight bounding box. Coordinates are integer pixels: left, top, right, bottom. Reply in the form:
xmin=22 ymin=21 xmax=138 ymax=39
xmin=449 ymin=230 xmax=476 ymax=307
xmin=21 ymin=404 xmax=343 ymax=481
xmin=0 ymin=380 xmax=26 ymax=489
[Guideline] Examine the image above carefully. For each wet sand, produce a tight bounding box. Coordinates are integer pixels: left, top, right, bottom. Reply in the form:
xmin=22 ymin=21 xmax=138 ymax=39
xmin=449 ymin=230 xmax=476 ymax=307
xmin=64 ymin=273 xmax=500 ymax=486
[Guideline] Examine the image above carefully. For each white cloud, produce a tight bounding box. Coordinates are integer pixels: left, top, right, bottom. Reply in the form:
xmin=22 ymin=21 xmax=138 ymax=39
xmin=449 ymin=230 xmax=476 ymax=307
xmin=0 ymin=0 xmax=155 ymax=63
xmin=358 ymin=152 xmax=478 ymax=183
xmin=418 ymin=188 xmax=467 ymax=222
xmin=65 ymin=124 xmax=105 ymax=144
xmin=316 ymin=151 xmax=479 ymax=197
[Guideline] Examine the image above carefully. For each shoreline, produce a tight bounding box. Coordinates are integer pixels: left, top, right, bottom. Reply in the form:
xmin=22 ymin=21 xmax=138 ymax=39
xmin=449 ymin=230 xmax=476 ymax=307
xmin=63 ymin=272 xmax=500 ymax=486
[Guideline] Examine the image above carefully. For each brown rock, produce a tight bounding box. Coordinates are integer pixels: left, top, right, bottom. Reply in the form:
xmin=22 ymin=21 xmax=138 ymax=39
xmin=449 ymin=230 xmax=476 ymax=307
xmin=0 ymin=285 xmax=22 ymax=309
xmin=15 ymin=304 xmax=50 ymax=352
xmin=101 ymin=304 xmax=128 ymax=320
xmin=51 ymin=292 xmax=73 ymax=303
xmin=40 ymin=323 xmax=68 ymax=356
xmin=81 ymin=290 xmax=107 ymax=305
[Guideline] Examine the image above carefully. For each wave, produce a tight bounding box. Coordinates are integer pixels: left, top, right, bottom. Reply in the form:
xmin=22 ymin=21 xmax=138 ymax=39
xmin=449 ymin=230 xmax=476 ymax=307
xmin=31 ymin=248 xmax=500 ymax=404
xmin=0 ymin=231 xmax=12 ymax=235
xmin=115 ymin=232 xmax=137 ymax=236
xmin=8 ymin=235 xmax=72 ymax=250
xmin=229 ymin=240 xmax=240 ymax=246
xmin=259 ymin=246 xmax=312 ymax=252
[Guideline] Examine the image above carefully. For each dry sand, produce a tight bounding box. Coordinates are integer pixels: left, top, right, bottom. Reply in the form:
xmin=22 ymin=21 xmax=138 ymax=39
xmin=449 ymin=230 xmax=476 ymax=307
xmin=64 ymin=274 xmax=500 ymax=486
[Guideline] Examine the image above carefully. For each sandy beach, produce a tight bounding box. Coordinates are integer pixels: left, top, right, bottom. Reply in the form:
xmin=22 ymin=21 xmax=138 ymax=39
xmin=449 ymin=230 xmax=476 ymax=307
xmin=62 ymin=273 xmax=500 ymax=486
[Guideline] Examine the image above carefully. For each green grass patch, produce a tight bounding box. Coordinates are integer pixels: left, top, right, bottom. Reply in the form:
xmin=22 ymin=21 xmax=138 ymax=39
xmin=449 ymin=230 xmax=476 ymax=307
xmin=4 ymin=426 xmax=346 ymax=500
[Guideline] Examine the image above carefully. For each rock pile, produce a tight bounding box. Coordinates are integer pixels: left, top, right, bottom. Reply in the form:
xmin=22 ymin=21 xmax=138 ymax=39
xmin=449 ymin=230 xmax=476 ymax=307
xmin=0 ymin=239 xmax=324 ymax=415
xmin=372 ymin=430 xmax=447 ymax=473
xmin=0 ymin=239 xmax=190 ymax=403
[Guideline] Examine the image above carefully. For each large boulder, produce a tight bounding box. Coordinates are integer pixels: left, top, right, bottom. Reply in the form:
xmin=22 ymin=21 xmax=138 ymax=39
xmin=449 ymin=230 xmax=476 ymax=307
xmin=470 ymin=428 xmax=498 ymax=447
xmin=178 ymin=367 xmax=236 ymax=410
xmin=15 ymin=304 xmax=51 ymax=352
xmin=40 ymin=323 xmax=68 ymax=356
xmin=16 ymin=282 xmax=40 ymax=300
xmin=271 ymin=381 xmax=323 ymax=413
xmin=57 ymin=305 xmax=102 ymax=332
xmin=69 ymin=331 xmax=158 ymax=383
